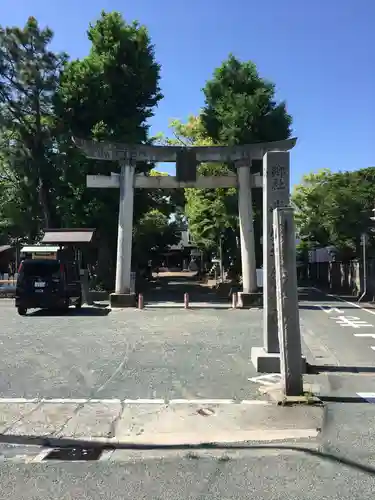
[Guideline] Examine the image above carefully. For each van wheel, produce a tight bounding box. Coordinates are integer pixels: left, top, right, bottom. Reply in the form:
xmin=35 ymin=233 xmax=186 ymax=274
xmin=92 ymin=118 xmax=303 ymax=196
xmin=75 ymin=295 xmax=82 ymax=309
xmin=17 ymin=307 xmax=27 ymax=316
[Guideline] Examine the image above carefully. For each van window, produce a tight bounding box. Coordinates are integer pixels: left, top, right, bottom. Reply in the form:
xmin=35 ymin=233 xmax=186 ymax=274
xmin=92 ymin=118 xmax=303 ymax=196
xmin=20 ymin=260 xmax=61 ymax=278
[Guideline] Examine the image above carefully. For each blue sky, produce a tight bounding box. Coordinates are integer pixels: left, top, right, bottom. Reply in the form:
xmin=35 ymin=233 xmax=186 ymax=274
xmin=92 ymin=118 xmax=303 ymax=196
xmin=1 ymin=0 xmax=373 ymax=185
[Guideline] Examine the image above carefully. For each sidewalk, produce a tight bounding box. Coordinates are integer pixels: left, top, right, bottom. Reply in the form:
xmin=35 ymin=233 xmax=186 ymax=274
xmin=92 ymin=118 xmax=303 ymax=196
xmin=0 ymin=398 xmax=322 ymax=445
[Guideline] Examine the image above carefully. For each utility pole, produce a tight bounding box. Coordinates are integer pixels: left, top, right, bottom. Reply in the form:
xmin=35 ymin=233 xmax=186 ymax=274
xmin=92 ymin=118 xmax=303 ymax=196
xmin=219 ymin=235 xmax=224 ymax=282
xmin=358 ymin=233 xmax=368 ymax=303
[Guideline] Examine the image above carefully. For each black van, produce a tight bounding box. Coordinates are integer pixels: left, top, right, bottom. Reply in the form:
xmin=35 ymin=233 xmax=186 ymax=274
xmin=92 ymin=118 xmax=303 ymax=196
xmin=15 ymin=259 xmax=82 ymax=316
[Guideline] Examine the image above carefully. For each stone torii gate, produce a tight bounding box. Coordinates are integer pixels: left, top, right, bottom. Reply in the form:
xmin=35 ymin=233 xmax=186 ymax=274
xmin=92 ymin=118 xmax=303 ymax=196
xmin=73 ymin=138 xmax=296 ymax=320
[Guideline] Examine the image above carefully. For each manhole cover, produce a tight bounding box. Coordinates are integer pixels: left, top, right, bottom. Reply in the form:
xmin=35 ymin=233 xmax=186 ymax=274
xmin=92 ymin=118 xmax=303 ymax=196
xmin=43 ymin=447 xmax=103 ymax=461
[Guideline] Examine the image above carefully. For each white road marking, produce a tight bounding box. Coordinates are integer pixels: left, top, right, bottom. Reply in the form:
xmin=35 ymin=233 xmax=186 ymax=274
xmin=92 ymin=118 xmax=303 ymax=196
xmin=248 ymin=374 xmax=282 ymax=386
xmin=28 ymin=449 xmax=51 ymax=463
xmin=357 ymin=392 xmax=375 ymax=402
xmin=0 ymin=398 xmax=270 ymax=405
xmin=89 ymin=399 xmax=122 ymax=404
xmin=318 ymin=305 xmax=344 ymax=314
xmin=124 ymin=399 xmax=165 ymax=404
xmin=311 ymin=287 xmax=375 ymax=316
xmin=370 ymin=347 xmax=375 ymax=351
xmin=0 ymin=398 xmax=39 ymax=404
xmin=329 ymin=315 xmax=373 ymax=328
xmin=170 ymin=399 xmax=234 ymax=404
xmin=354 ymin=334 xmax=375 ymax=338
xmin=240 ymin=400 xmax=272 ymax=405
xmin=40 ymin=398 xmax=88 ymax=404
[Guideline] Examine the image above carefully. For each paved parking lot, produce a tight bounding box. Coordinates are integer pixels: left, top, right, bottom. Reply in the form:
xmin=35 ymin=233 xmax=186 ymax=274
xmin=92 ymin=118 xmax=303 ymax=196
xmin=0 ymin=299 xmax=264 ymax=401
xmin=0 ymin=297 xmax=324 ymax=447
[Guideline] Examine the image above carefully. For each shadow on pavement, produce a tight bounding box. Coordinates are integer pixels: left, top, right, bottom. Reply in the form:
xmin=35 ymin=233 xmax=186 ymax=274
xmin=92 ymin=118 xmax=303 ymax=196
xmin=143 ymin=273 xmax=232 ymax=307
xmin=298 ymin=287 xmax=375 ymax=309
xmin=320 ymin=395 xmax=373 ymax=404
xmin=143 ymin=305 xmax=234 ymax=310
xmin=1 ymin=435 xmax=375 ymax=475
xmin=307 ymin=364 xmax=375 ymax=374
xmin=27 ymin=307 xmax=111 ymax=317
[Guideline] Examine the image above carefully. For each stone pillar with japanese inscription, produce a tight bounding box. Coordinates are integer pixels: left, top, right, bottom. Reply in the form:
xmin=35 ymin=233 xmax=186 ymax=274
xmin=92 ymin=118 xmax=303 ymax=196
xmin=250 ymin=151 xmax=291 ymax=373
xmin=263 ymin=151 xmax=290 ymax=353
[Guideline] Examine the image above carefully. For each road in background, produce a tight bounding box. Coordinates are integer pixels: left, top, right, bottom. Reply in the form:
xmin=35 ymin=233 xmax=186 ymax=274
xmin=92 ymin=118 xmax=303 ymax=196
xmin=298 ymin=287 xmax=375 ymax=465
xmin=299 ymin=287 xmax=375 ymax=369
xmin=1 ymin=446 xmax=375 ymax=500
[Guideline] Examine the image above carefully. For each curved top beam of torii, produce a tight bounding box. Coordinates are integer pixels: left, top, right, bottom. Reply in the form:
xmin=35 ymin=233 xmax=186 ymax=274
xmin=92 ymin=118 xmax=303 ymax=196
xmin=72 ymin=137 xmax=297 ymax=164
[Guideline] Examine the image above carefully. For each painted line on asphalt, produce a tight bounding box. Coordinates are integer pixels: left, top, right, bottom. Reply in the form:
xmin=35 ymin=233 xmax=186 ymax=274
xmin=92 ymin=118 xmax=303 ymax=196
xmin=357 ymin=393 xmax=375 ymax=403
xmin=41 ymin=398 xmax=88 ymax=404
xmin=318 ymin=305 xmax=344 ymax=314
xmin=87 ymin=399 xmax=122 ymax=404
xmin=28 ymin=449 xmax=51 ymax=463
xmin=0 ymin=398 xmax=39 ymax=404
xmin=169 ymin=399 xmax=234 ymax=404
xmin=311 ymin=287 xmax=375 ymax=317
xmin=0 ymin=398 xmax=271 ymax=405
xmin=354 ymin=334 xmax=375 ymax=338
xmin=124 ymin=399 xmax=165 ymax=404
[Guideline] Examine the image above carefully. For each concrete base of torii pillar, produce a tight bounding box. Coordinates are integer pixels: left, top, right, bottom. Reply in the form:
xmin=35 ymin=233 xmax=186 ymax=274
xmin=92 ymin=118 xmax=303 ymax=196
xmin=110 ymin=292 xmax=136 ymax=308
xmin=237 ymin=292 xmax=263 ymax=308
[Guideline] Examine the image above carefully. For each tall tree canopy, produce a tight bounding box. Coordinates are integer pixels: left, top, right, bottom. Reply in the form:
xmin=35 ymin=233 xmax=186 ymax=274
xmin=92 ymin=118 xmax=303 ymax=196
xmin=0 ymin=12 xmax=179 ymax=289
xmin=166 ymin=116 xmax=238 ymax=262
xmin=176 ymin=55 xmax=293 ymax=269
xmin=54 ymin=11 xmax=169 ymax=285
xmin=0 ymin=17 xmax=67 ymax=233
xmin=57 ymin=11 xmax=162 ymax=142
xmin=292 ymin=167 xmax=375 ymax=259
xmin=201 ymin=54 xmax=292 ymax=145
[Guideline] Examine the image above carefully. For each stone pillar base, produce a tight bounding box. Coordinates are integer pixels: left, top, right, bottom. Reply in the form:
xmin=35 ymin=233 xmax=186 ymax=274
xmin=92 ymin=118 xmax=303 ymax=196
xmin=251 ymin=346 xmax=306 ymax=374
xmin=110 ymin=293 xmax=136 ymax=308
xmin=237 ymin=291 xmax=263 ymax=308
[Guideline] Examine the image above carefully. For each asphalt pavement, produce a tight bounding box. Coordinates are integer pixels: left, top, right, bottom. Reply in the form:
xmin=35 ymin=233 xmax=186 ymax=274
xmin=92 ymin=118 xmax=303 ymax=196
xmin=1 ymin=283 xmax=375 ymax=498
xmin=298 ymin=287 xmax=375 ymax=475
xmin=1 ymin=446 xmax=375 ymax=500
xmin=0 ymin=298 xmax=265 ymax=400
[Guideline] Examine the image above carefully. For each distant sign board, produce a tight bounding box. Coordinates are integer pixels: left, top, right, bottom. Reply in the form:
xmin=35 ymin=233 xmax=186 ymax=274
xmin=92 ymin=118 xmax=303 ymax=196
xmin=31 ymin=252 xmax=57 ymax=260
xmin=21 ymin=245 xmax=60 ymax=261
xmin=361 ymin=233 xmax=368 ymax=246
xmin=190 ymin=249 xmax=201 ymax=257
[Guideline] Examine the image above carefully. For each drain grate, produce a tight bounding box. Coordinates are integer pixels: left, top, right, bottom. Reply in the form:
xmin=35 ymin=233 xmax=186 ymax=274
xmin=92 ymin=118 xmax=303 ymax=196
xmin=43 ymin=447 xmax=103 ymax=461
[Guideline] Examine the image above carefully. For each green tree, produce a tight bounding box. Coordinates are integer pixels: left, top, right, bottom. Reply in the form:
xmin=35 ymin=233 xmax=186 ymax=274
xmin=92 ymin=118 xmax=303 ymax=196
xmin=165 ymin=116 xmax=239 ymax=269
xmin=57 ymin=11 xmax=162 ymax=142
xmin=55 ymin=11 xmax=164 ymax=286
xmin=201 ymin=54 xmax=292 ymax=145
xmin=169 ymin=57 xmax=292 ymax=270
xmin=292 ymin=167 xmax=375 ymax=259
xmin=0 ymin=17 xmax=67 ymax=231
xmin=132 ymin=209 xmax=180 ymax=268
